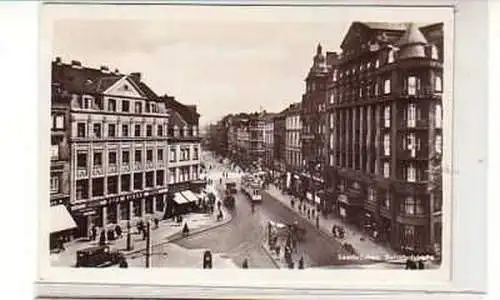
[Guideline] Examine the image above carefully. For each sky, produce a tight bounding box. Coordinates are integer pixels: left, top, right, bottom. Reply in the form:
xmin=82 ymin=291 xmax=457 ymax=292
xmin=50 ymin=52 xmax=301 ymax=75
xmin=49 ymin=5 xmax=448 ymax=127
xmin=51 ymin=6 xmax=352 ymax=127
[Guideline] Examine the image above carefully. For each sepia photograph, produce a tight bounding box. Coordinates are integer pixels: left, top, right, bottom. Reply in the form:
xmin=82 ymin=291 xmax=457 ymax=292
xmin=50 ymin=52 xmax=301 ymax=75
xmin=38 ymin=2 xmax=460 ymax=295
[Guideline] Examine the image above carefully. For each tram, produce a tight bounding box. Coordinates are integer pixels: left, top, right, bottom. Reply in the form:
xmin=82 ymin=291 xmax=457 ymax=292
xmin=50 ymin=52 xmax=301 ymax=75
xmin=240 ymin=175 xmax=263 ymax=203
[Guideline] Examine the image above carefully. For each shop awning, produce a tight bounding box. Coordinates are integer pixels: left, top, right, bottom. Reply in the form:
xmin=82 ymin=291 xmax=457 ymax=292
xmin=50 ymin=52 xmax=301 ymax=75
xmin=50 ymin=205 xmax=77 ymax=234
xmin=173 ymin=193 xmax=190 ymax=205
xmin=181 ymin=190 xmax=200 ymax=202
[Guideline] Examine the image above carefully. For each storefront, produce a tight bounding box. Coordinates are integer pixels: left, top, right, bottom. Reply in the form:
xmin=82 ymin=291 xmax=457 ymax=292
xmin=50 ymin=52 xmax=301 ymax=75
xmin=50 ymin=204 xmax=77 ymax=249
xmin=71 ymin=188 xmax=169 ymax=238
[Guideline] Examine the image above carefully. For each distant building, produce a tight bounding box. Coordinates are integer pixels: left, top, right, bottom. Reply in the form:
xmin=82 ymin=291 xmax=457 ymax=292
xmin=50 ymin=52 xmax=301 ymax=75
xmin=273 ymin=108 xmax=287 ymax=177
xmin=263 ymin=113 xmax=277 ymax=171
xmin=326 ymin=22 xmax=443 ymax=255
xmin=162 ymin=95 xmax=203 ymax=217
xmin=284 ymin=103 xmax=302 ymax=195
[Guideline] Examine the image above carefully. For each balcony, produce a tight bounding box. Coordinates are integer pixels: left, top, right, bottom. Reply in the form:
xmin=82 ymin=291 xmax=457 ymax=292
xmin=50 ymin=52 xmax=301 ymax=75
xmin=92 ymin=165 xmax=104 ymax=176
xmin=145 ymin=161 xmax=154 ymax=169
xmin=120 ymin=164 xmax=131 ymax=172
xmin=397 ymin=149 xmax=429 ymax=161
xmin=76 ymin=168 xmax=88 ymax=179
xmin=134 ymin=162 xmax=143 ymax=171
xmin=399 ymin=119 xmax=429 ymax=130
xmin=108 ymin=164 xmax=118 ymax=174
xmin=157 ymin=160 xmax=165 ymax=168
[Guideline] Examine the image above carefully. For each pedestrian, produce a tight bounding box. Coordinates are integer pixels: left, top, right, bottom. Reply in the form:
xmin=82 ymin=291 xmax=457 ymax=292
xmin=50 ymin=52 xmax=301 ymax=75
xmin=417 ymin=259 xmax=425 ymax=269
xmin=316 ymin=215 xmax=320 ymax=228
xmin=115 ymin=225 xmax=122 ymax=238
xmin=298 ymin=256 xmax=304 ymax=269
xmin=91 ymin=225 xmax=97 ymax=241
xmin=99 ymin=229 xmax=106 ymax=246
xmin=154 ymin=218 xmax=159 ymax=229
xmin=242 ymin=258 xmax=249 ymax=269
xmin=119 ymin=256 xmax=128 ymax=268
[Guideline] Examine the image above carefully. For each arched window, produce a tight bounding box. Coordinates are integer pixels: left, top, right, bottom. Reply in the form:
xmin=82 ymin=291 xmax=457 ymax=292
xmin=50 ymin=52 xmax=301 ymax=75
xmin=384 ymin=79 xmax=391 ymax=94
xmin=435 ymin=76 xmax=443 ymax=92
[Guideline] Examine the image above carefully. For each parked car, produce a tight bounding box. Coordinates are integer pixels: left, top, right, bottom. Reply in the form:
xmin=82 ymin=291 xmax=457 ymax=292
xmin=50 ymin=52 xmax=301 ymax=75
xmin=75 ymin=245 xmax=124 ymax=268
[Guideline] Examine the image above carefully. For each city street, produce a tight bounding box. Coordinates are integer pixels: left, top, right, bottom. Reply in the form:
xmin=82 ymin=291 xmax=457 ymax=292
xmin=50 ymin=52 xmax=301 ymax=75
xmin=174 ymin=155 xmax=345 ymax=269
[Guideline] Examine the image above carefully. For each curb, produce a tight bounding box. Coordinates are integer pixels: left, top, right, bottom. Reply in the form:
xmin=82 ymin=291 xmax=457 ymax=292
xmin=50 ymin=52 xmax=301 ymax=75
xmin=260 ymin=242 xmax=280 ymax=269
xmin=123 ymin=212 xmax=233 ymax=257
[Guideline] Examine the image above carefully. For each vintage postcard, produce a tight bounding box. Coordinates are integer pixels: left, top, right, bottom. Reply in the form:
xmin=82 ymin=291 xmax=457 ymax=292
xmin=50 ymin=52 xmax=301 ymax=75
xmin=38 ymin=1 xmax=457 ymax=295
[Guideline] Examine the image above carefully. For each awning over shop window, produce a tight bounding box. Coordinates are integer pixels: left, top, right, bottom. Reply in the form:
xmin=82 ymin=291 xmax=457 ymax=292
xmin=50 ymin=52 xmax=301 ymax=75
xmin=181 ymin=190 xmax=199 ymax=202
xmin=173 ymin=193 xmax=190 ymax=205
xmin=50 ymin=205 xmax=77 ymax=234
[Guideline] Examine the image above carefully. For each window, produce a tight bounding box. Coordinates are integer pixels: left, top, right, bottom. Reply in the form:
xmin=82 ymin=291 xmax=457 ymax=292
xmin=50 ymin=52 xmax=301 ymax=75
xmin=407 ymin=164 xmax=416 ymax=182
xmin=404 ymin=196 xmax=415 ymax=215
xmin=108 ymin=151 xmax=117 ymax=165
xmin=374 ymin=83 xmax=379 ymax=96
xmin=120 ymin=174 xmax=131 ymax=192
xmin=108 ymin=124 xmax=116 ymax=137
xmin=77 ymin=123 xmax=86 ymax=137
xmin=134 ymin=124 xmax=141 ymax=137
xmin=333 ymin=69 xmax=338 ymax=81
xmin=193 ymin=147 xmax=199 ymax=160
xmin=93 ymin=98 xmax=103 ymax=110
xmin=76 ymin=180 xmax=88 ymax=200
xmin=92 ymin=178 xmax=104 ymax=197
xmin=157 ymin=149 xmax=164 ymax=161
xmin=134 ymin=150 xmax=142 ymax=163
xmin=133 ymin=173 xmax=143 ymax=190
xmin=122 ymin=100 xmax=130 ymax=112
xmin=329 ymin=93 xmax=334 ymax=104
xmin=435 ymin=104 xmax=442 ymax=128
xmin=383 ymin=134 xmax=391 ymax=156
xmin=431 ymin=45 xmax=439 ymax=60
xmin=108 ymin=99 xmax=116 ymax=112
xmin=384 ymin=106 xmax=391 ymax=128
xmin=107 ymin=176 xmax=118 ymax=194
xmin=122 ymin=150 xmax=129 ymax=164
xmin=368 ymin=188 xmax=376 ymax=202
xmin=134 ymin=102 xmax=142 ymax=113
xmin=93 ymin=152 xmax=102 ymax=167
xmin=122 ymin=124 xmax=129 ymax=137
xmin=77 ymin=152 xmax=87 ymax=168
xmin=435 ymin=135 xmax=442 ymax=154
xmin=375 ymin=59 xmax=380 ymax=68
xmin=407 ymin=76 xmax=417 ymax=95
xmin=170 ymin=148 xmax=177 ymax=162
xmin=383 ymin=162 xmax=390 ymax=178
xmin=146 ymin=125 xmax=152 ymax=137
xmin=93 ymin=123 xmax=102 ymax=138
xmin=55 ymin=115 xmax=64 ymax=129
xmin=50 ymin=176 xmax=59 ymax=193
xmin=169 ymin=168 xmax=176 ymax=184
xmin=383 ymin=191 xmax=391 ymax=209
xmin=146 ymin=172 xmax=154 ymax=187
xmin=407 ymin=104 xmax=416 ymax=127
xmin=156 ymin=170 xmax=164 ymax=186
xmin=146 ymin=149 xmax=153 ymax=162
xmin=157 ymin=125 xmax=163 ymax=136
xmin=388 ymin=49 xmax=395 ymax=63
xmin=383 ymin=79 xmax=391 ymax=94
xmin=435 ymin=76 xmax=442 ymax=92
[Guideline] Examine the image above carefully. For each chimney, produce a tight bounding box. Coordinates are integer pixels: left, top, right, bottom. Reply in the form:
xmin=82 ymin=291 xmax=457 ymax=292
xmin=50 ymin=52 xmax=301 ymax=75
xmin=54 ymin=57 xmax=62 ymax=65
xmin=71 ymin=60 xmax=82 ymax=68
xmin=129 ymin=72 xmax=141 ymax=82
xmin=100 ymin=65 xmax=110 ymax=73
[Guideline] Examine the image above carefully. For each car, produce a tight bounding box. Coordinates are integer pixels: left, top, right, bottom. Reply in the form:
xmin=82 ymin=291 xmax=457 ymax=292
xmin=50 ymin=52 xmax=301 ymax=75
xmin=75 ymin=245 xmax=125 ymax=268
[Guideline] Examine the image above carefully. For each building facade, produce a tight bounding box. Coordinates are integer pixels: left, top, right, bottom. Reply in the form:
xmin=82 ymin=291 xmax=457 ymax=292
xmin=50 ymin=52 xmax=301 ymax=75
xmin=284 ymin=103 xmax=302 ymax=195
xmin=300 ymin=44 xmax=332 ymax=211
xmin=326 ymin=22 xmax=443 ymax=255
xmin=163 ymin=96 xmax=203 ymax=217
xmin=263 ymin=114 xmax=276 ymax=171
xmin=53 ymin=59 xmax=170 ymax=238
xmin=273 ymin=109 xmax=287 ymax=177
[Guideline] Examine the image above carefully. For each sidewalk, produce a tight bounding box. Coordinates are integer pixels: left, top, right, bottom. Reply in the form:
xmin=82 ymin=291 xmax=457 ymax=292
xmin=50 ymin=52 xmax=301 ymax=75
xmin=51 ymin=183 xmax=232 ymax=267
xmin=261 ymin=242 xmax=312 ymax=269
xmin=264 ymin=184 xmax=396 ymax=259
